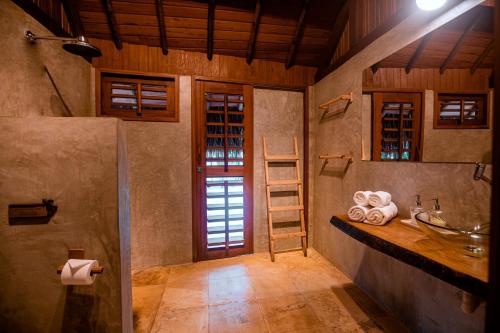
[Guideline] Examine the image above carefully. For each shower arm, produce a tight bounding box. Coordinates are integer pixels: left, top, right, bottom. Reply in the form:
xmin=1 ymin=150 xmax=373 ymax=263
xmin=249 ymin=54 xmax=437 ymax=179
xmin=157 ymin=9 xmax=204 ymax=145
xmin=25 ymin=31 xmax=80 ymax=43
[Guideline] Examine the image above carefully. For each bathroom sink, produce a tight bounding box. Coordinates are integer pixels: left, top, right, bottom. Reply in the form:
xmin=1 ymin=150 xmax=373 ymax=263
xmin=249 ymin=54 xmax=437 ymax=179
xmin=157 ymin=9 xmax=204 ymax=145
xmin=415 ymin=212 xmax=489 ymax=258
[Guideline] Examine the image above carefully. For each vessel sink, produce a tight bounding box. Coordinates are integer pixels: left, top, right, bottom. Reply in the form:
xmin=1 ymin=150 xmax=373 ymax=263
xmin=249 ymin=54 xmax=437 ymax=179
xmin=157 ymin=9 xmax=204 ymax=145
xmin=415 ymin=212 xmax=489 ymax=258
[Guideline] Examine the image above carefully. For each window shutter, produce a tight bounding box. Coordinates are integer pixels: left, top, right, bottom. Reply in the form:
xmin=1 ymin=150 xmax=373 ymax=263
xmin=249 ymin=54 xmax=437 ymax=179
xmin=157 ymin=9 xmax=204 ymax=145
xmin=100 ymin=72 xmax=177 ymax=122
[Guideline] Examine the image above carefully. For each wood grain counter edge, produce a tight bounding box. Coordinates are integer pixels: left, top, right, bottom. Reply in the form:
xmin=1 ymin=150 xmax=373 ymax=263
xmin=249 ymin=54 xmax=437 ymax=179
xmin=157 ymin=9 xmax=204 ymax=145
xmin=330 ymin=215 xmax=488 ymax=297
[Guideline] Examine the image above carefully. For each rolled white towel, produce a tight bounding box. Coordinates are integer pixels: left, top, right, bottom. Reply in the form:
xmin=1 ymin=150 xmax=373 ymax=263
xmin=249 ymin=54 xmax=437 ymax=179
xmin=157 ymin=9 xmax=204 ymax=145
xmin=347 ymin=205 xmax=370 ymax=222
xmin=365 ymin=202 xmax=398 ymax=226
xmin=368 ymin=191 xmax=392 ymax=207
xmin=353 ymin=191 xmax=373 ymax=206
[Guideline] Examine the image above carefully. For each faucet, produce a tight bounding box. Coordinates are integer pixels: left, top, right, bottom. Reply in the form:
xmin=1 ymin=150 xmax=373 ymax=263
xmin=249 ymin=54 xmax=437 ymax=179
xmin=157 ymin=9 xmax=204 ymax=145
xmin=474 ymin=163 xmax=492 ymax=185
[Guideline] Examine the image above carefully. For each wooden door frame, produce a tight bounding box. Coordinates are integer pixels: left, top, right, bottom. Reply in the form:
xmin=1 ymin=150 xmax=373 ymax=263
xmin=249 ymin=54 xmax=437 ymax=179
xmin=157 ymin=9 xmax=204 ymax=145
xmin=191 ymin=78 xmax=254 ymax=261
xmin=191 ymin=76 xmax=310 ymax=261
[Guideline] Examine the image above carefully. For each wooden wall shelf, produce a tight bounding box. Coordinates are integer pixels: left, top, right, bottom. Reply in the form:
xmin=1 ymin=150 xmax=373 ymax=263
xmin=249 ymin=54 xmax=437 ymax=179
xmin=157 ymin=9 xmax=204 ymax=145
xmin=330 ymin=215 xmax=488 ymax=297
xmin=319 ymin=154 xmax=352 ymax=174
xmin=319 ymin=93 xmax=353 ymax=110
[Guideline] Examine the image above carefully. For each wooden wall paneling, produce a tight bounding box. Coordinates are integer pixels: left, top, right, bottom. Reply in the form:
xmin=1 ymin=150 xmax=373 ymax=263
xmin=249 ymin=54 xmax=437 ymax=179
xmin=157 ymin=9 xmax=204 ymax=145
xmin=91 ymin=39 xmax=316 ymax=88
xmin=363 ymin=68 xmax=492 ymax=91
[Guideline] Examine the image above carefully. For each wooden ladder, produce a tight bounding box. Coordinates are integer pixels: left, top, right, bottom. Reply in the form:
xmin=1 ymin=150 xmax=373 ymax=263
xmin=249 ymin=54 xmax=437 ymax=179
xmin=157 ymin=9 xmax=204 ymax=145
xmin=263 ymin=136 xmax=307 ymax=262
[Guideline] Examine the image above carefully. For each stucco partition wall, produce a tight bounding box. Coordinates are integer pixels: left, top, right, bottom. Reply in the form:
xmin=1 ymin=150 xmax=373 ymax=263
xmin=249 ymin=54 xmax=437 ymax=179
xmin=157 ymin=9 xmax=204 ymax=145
xmin=422 ymin=90 xmax=494 ymax=163
xmin=128 ymin=76 xmax=192 ymax=269
xmin=253 ymin=89 xmax=304 ymax=252
xmin=312 ymin=1 xmax=489 ymax=332
xmin=0 ymin=0 xmax=91 ymax=117
xmin=0 ymin=117 xmax=131 ymax=333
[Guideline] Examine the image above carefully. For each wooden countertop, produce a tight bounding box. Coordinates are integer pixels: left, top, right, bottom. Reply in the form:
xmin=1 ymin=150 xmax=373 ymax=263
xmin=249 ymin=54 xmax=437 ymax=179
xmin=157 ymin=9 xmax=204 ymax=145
xmin=330 ymin=215 xmax=488 ymax=297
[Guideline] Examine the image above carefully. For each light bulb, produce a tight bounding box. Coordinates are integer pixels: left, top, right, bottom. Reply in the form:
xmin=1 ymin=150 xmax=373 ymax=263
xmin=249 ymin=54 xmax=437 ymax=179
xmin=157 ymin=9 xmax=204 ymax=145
xmin=416 ymin=0 xmax=446 ymax=11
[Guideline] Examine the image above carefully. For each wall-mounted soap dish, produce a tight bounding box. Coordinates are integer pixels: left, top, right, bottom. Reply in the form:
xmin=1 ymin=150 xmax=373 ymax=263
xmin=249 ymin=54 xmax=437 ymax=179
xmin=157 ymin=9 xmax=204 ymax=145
xmin=8 ymin=199 xmax=57 ymax=225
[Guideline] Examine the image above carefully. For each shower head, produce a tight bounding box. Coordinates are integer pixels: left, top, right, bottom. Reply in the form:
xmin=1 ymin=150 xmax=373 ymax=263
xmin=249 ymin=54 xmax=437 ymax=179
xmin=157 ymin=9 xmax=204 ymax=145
xmin=25 ymin=31 xmax=102 ymax=58
xmin=62 ymin=36 xmax=102 ymax=58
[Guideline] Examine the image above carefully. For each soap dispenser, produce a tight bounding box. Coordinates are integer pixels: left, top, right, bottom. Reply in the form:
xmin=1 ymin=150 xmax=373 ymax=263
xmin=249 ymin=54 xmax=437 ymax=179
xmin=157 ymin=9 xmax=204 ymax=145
xmin=429 ymin=197 xmax=446 ymax=227
xmin=410 ymin=195 xmax=424 ymax=227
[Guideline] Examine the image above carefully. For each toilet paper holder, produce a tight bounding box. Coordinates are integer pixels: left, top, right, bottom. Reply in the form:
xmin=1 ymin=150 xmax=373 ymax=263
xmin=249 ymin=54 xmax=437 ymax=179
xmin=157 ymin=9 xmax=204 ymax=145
xmin=56 ymin=248 xmax=104 ymax=276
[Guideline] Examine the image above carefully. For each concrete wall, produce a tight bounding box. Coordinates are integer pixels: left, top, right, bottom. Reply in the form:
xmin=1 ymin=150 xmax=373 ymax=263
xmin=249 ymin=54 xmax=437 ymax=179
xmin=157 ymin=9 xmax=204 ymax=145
xmin=0 ymin=118 xmax=131 ymax=333
xmin=0 ymin=0 xmax=91 ymax=117
xmin=129 ymin=85 xmax=306 ymax=268
xmin=128 ymin=76 xmax=192 ymax=269
xmin=311 ymin=1 xmax=489 ymax=332
xmin=253 ymin=88 xmax=304 ymax=252
xmin=422 ymin=90 xmax=493 ymax=163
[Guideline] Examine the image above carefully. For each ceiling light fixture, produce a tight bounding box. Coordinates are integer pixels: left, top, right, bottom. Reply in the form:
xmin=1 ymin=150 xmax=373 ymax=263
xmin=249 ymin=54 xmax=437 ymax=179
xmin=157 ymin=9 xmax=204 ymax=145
xmin=416 ymin=0 xmax=446 ymax=11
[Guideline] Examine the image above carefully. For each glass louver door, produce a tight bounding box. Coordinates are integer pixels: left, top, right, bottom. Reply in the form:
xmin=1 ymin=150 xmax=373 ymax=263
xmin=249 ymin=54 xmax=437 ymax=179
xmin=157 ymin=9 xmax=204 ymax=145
xmin=372 ymin=92 xmax=422 ymax=162
xmin=193 ymin=81 xmax=253 ymax=261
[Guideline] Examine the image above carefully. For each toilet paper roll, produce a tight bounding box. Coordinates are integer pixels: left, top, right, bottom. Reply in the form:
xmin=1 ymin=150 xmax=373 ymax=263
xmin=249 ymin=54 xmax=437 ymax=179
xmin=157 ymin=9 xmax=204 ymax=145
xmin=60 ymin=259 xmax=99 ymax=285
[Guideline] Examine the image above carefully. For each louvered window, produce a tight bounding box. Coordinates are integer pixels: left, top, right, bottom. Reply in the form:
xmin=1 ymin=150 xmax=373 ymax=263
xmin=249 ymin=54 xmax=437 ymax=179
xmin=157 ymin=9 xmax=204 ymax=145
xmin=436 ymin=93 xmax=488 ymax=129
xmin=100 ymin=71 xmax=178 ymax=122
xmin=205 ymin=93 xmax=245 ymax=169
xmin=372 ymin=92 xmax=423 ymax=162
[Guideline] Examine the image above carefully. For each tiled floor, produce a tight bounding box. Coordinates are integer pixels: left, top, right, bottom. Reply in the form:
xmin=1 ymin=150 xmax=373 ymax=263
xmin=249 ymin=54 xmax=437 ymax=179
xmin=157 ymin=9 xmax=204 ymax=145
xmin=132 ymin=249 xmax=409 ymax=333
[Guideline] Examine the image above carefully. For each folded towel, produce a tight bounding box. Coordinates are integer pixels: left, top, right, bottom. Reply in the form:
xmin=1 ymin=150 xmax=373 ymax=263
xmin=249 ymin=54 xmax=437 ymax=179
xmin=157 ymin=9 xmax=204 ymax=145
xmin=353 ymin=191 xmax=373 ymax=206
xmin=365 ymin=202 xmax=398 ymax=226
xmin=368 ymin=191 xmax=392 ymax=207
xmin=347 ymin=205 xmax=370 ymax=222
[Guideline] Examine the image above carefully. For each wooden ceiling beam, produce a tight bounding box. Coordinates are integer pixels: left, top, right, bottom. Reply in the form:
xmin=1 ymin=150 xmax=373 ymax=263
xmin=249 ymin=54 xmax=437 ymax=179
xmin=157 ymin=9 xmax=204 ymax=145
xmin=440 ymin=10 xmax=482 ymax=74
xmin=314 ymin=0 xmax=350 ymax=81
xmin=471 ymin=39 xmax=494 ymax=74
xmin=246 ymin=0 xmax=262 ymax=65
xmin=286 ymin=0 xmax=310 ymax=69
xmin=207 ymin=0 xmax=216 ymax=60
xmin=11 ymin=0 xmax=70 ymax=37
xmin=101 ymin=0 xmax=122 ymax=49
xmin=406 ymin=33 xmax=432 ymax=74
xmin=60 ymin=0 xmax=84 ymax=36
xmin=155 ymin=0 xmax=168 ymax=55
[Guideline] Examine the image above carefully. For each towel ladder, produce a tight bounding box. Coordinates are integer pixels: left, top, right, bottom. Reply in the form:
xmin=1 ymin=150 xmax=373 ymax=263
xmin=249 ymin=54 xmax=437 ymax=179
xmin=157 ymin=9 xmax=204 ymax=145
xmin=262 ymin=136 xmax=307 ymax=262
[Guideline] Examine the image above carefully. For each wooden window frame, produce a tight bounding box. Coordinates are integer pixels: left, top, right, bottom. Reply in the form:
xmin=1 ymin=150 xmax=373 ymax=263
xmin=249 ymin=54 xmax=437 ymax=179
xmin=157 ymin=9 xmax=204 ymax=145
xmin=434 ymin=91 xmax=489 ymax=130
xmin=372 ymin=92 xmax=424 ymax=162
xmin=95 ymin=68 xmax=180 ymax=122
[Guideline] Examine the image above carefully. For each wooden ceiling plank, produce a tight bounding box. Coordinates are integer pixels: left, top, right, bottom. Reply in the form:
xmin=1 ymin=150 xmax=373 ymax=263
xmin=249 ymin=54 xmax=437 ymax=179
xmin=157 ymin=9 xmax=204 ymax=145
xmin=315 ymin=1 xmax=419 ymax=82
xmin=406 ymin=33 xmax=432 ymax=74
xmin=61 ymin=0 xmax=85 ymax=36
xmin=207 ymin=0 xmax=216 ymax=60
xmin=101 ymin=0 xmax=123 ymax=49
xmin=440 ymin=10 xmax=483 ymax=74
xmin=285 ymin=0 xmax=309 ymax=69
xmin=11 ymin=0 xmax=70 ymax=37
xmin=471 ymin=39 xmax=494 ymax=74
xmin=155 ymin=0 xmax=168 ymax=55
xmin=314 ymin=0 xmax=349 ymax=81
xmin=246 ymin=0 xmax=262 ymax=64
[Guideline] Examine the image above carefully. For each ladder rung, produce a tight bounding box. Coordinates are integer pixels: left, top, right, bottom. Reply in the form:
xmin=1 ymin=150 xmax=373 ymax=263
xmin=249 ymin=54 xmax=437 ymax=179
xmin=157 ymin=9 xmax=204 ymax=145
xmin=267 ymin=179 xmax=301 ymax=186
xmin=272 ymin=231 xmax=306 ymax=240
xmin=265 ymin=155 xmax=299 ymax=162
xmin=269 ymin=205 xmax=304 ymax=212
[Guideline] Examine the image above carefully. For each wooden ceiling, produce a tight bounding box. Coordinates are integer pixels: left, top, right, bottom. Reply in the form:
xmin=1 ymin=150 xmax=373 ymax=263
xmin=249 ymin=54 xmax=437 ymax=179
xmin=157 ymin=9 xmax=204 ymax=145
xmin=375 ymin=5 xmax=494 ymax=74
xmin=12 ymin=0 xmax=496 ymax=82
xmin=76 ymin=0 xmax=347 ymax=68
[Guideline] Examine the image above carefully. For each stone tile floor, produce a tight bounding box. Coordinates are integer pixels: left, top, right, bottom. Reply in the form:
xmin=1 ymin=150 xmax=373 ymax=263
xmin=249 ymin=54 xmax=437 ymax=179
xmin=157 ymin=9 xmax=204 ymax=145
xmin=132 ymin=249 xmax=409 ymax=333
